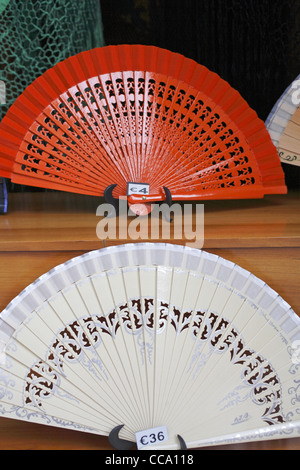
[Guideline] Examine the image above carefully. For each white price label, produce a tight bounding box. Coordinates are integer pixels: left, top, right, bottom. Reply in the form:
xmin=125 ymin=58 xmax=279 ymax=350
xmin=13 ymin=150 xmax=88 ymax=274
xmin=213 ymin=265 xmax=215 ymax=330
xmin=136 ymin=426 xmax=168 ymax=449
xmin=127 ymin=182 xmax=149 ymax=196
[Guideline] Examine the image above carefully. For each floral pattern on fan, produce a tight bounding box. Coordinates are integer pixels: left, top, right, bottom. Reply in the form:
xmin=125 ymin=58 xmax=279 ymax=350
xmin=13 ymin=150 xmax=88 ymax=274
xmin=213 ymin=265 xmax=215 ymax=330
xmin=24 ymin=296 xmax=283 ymax=427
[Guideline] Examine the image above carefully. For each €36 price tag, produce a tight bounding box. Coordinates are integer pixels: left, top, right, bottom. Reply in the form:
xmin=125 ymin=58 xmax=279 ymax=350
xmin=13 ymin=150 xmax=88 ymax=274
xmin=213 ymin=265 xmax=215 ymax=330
xmin=136 ymin=426 xmax=168 ymax=449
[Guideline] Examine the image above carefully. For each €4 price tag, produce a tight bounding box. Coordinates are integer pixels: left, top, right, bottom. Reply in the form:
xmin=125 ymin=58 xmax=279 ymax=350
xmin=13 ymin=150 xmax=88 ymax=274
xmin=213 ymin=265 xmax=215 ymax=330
xmin=136 ymin=426 xmax=168 ymax=449
xmin=127 ymin=182 xmax=150 ymax=196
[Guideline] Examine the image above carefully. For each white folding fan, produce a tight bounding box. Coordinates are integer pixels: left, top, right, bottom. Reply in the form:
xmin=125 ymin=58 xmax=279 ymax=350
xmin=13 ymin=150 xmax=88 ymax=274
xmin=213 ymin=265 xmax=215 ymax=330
xmin=0 ymin=243 xmax=299 ymax=450
xmin=0 ymin=44 xmax=287 ymax=218
xmin=266 ymin=75 xmax=300 ymax=167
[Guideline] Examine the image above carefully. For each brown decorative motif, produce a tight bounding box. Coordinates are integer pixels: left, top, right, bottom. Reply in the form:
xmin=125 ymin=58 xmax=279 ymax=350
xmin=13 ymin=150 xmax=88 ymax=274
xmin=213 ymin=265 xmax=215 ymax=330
xmin=24 ymin=298 xmax=284 ymax=425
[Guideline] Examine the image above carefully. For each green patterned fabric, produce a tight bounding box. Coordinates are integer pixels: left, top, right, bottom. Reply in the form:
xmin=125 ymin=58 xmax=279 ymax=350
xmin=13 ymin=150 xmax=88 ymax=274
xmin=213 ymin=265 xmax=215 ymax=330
xmin=0 ymin=0 xmax=105 ymax=121
xmin=0 ymin=0 xmax=10 ymax=15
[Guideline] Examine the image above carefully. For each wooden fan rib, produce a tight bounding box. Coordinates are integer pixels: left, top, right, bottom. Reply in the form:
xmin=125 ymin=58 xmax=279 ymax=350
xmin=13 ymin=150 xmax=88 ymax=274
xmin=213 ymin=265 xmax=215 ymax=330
xmin=87 ymin=272 xmax=152 ymax=431
xmin=17 ymin=139 xmax=105 ymax=186
xmin=48 ymin=97 xmax=109 ymax=166
xmin=139 ymin=72 xmax=172 ymax=183
xmin=156 ymin=163 xmax=257 ymax=195
xmin=150 ymin=157 xmax=262 ymax=197
xmin=0 ymin=113 xmax=36 ymax=148
xmin=89 ymin=272 xmax=152 ymax=429
xmin=98 ymin=73 xmax=137 ymax=182
xmin=120 ymin=268 xmax=158 ymax=428
xmin=12 ymin=160 xmax=105 ymax=195
xmin=154 ymin=269 xmax=213 ymax=424
xmin=187 ymin=421 xmax=300 ymax=449
xmin=223 ymin=103 xmax=282 ymax=187
xmin=143 ymin=77 xmax=225 ymax=184
xmin=13 ymin=155 xmax=101 ymax=191
xmin=10 ymin=169 xmax=100 ymax=195
xmin=165 ymin=291 xmax=292 ymax=436
xmin=128 ymin=186 xmax=265 ymax=203
xmin=131 ymin=71 xmax=145 ymax=179
xmin=279 ymin=132 xmax=300 ymax=155
xmin=1 ymin=324 xmax=117 ymax=425
xmin=182 ymin=361 xmax=295 ymax=440
xmin=50 ymin=100 xmax=119 ymax=171
xmin=151 ymin=122 xmax=261 ymax=191
xmin=17 ymin=126 xmax=107 ymax=183
xmin=48 ymin=284 xmax=144 ymax=432
xmin=8 ymin=359 xmax=116 ymax=432
xmin=34 ymin=97 xmax=127 ymax=190
xmin=81 ymin=76 xmax=134 ymax=185
xmin=108 ymin=71 xmax=139 ymax=179
xmin=141 ymin=74 xmax=187 ymax=181
xmin=14 ymin=130 xmax=104 ymax=190
xmin=150 ymin=79 xmax=212 ymax=172
xmin=266 ymin=74 xmax=300 ymax=148
xmin=50 ymin=92 xmax=128 ymax=187
xmin=166 ymin=159 xmax=260 ymax=192
xmin=102 ymin=50 xmax=209 ymax=187
xmin=25 ymin=312 xmax=138 ymax=433
xmin=52 ymin=57 xmax=86 ymax=93
xmin=101 ymin=271 xmax=154 ymax=430
xmin=0 ymin=166 xmax=12 ymax=178
xmin=139 ymin=72 xmax=156 ymax=182
xmin=2 ymin=94 xmax=112 ymax=183
xmin=125 ymin=71 xmax=143 ymax=179
xmin=0 ymin=376 xmax=113 ymax=435
xmin=151 ymin=267 xmax=176 ymax=426
xmin=141 ymin=78 xmax=264 ymax=192
xmin=158 ymin=274 xmax=223 ymax=425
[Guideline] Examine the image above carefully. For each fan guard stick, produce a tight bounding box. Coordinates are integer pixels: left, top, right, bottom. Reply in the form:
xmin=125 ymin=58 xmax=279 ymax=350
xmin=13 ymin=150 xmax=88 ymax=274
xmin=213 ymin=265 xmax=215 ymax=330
xmin=108 ymin=424 xmax=187 ymax=450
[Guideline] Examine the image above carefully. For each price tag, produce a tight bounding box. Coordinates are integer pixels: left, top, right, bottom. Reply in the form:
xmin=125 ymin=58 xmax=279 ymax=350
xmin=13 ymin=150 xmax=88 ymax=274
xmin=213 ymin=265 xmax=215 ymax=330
xmin=127 ymin=182 xmax=149 ymax=196
xmin=136 ymin=425 xmax=168 ymax=449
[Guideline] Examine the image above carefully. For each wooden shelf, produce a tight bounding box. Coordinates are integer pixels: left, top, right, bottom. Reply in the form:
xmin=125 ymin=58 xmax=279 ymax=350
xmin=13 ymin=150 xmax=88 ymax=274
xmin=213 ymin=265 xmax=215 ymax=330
xmin=0 ymin=189 xmax=299 ymax=450
xmin=0 ymin=190 xmax=299 ymax=251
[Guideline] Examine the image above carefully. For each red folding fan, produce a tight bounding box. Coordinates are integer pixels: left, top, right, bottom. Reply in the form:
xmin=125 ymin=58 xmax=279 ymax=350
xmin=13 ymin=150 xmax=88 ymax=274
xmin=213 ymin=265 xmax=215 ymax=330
xmin=0 ymin=45 xmax=286 ymax=214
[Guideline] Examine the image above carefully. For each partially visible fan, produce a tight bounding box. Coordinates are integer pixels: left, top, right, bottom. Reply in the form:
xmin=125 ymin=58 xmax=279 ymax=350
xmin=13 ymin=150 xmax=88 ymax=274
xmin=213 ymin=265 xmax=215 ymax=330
xmin=0 ymin=45 xmax=286 ymax=216
xmin=266 ymin=75 xmax=300 ymax=167
xmin=0 ymin=243 xmax=299 ymax=450
xmin=0 ymin=79 xmax=5 ymax=106
xmin=0 ymin=177 xmax=7 ymax=213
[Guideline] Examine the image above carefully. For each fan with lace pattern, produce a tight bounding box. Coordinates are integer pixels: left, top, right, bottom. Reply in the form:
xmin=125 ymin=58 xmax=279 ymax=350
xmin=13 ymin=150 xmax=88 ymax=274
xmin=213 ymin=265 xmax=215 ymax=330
xmin=0 ymin=243 xmax=299 ymax=450
xmin=266 ymin=75 xmax=300 ymax=167
xmin=0 ymin=45 xmax=287 ymax=215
